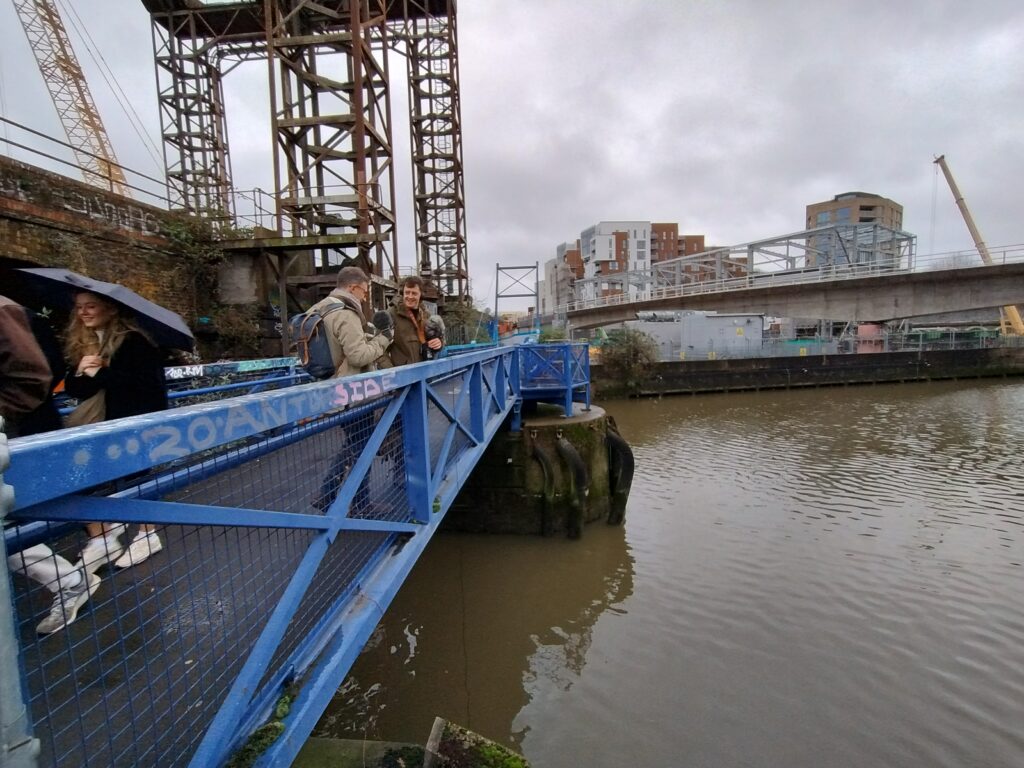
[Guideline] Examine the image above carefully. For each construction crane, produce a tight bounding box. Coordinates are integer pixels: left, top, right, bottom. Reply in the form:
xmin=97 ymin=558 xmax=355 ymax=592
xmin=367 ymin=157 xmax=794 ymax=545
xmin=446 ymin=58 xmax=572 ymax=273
xmin=12 ymin=0 xmax=129 ymax=196
xmin=933 ymin=154 xmax=1023 ymax=335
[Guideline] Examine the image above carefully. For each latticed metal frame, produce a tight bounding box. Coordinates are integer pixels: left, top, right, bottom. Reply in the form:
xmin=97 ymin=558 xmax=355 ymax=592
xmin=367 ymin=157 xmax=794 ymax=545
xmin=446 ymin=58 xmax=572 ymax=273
xmin=397 ymin=0 xmax=468 ymax=298
xmin=572 ymin=222 xmax=918 ymax=298
xmin=265 ymin=0 xmax=399 ymax=278
xmin=148 ymin=5 xmax=246 ymax=216
xmin=143 ymin=0 xmax=465 ymax=291
xmin=12 ymin=0 xmax=129 ymax=195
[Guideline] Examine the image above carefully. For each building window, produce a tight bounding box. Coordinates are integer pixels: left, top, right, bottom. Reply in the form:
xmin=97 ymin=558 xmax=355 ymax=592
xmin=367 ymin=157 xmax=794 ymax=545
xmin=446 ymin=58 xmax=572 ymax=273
xmin=836 ymin=207 xmax=851 ymax=222
xmin=816 ymin=211 xmax=830 ymax=225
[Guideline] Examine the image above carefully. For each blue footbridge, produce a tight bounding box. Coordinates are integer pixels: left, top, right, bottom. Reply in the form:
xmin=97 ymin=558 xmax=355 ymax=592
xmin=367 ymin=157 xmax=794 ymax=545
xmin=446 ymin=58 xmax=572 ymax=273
xmin=0 ymin=342 xmax=590 ymax=767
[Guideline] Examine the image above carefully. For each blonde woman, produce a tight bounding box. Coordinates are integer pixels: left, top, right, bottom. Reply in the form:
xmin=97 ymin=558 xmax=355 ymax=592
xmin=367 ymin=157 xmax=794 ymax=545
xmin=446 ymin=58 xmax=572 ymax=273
xmin=65 ymin=291 xmax=168 ymax=571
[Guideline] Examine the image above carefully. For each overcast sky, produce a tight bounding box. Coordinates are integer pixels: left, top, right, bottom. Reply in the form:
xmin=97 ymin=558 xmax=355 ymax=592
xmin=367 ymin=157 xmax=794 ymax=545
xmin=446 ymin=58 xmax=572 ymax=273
xmin=2 ymin=1 xmax=1022 ymax=308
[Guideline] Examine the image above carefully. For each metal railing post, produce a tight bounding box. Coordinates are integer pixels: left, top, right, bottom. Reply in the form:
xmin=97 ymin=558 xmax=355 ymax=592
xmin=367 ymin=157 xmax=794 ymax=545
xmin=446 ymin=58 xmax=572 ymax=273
xmin=562 ymin=343 xmax=574 ymax=417
xmin=402 ymin=380 xmax=433 ymax=524
xmin=0 ymin=418 xmax=40 ymax=768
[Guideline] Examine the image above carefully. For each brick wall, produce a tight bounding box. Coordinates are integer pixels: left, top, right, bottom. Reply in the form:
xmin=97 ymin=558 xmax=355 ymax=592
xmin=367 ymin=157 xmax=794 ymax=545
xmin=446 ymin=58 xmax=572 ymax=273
xmin=0 ymin=155 xmax=195 ymax=320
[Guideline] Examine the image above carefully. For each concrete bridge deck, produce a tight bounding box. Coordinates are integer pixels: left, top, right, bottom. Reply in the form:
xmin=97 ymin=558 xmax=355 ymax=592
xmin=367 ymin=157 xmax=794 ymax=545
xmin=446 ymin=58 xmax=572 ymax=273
xmin=566 ymin=254 xmax=1024 ymax=330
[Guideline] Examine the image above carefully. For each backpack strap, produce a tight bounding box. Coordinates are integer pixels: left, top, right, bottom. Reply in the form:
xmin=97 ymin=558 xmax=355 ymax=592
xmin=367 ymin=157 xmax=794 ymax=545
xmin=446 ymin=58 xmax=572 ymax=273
xmin=320 ymin=302 xmax=349 ymax=318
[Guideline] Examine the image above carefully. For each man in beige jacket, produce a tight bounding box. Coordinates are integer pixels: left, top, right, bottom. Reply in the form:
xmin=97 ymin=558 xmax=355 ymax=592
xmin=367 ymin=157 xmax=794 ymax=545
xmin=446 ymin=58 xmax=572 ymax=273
xmin=307 ymin=267 xmax=393 ymax=512
xmin=309 ymin=266 xmax=392 ymax=377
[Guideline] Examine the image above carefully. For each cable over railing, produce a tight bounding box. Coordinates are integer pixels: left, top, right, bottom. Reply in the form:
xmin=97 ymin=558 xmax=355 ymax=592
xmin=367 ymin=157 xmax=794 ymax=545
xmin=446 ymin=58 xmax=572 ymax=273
xmin=2 ymin=342 xmax=589 ymax=768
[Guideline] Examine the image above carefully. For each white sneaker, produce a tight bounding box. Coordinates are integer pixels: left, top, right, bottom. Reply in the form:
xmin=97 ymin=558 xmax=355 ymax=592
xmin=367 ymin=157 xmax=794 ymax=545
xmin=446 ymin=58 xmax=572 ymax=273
xmin=79 ymin=533 xmax=125 ymax=573
xmin=113 ymin=531 xmax=163 ymax=570
xmin=37 ymin=569 xmax=101 ymax=635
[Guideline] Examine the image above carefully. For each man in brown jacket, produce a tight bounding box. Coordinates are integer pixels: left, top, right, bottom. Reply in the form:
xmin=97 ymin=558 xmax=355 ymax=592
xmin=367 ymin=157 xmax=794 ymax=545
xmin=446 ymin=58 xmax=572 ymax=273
xmin=2 ymin=293 xmax=102 ymax=634
xmin=380 ymin=276 xmax=443 ymax=368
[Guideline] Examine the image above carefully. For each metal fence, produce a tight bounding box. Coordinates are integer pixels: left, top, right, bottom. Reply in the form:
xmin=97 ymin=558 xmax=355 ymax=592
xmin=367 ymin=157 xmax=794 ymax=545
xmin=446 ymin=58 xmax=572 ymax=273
xmin=2 ymin=343 xmax=588 ymax=768
xmin=633 ymin=330 xmax=1024 ymax=362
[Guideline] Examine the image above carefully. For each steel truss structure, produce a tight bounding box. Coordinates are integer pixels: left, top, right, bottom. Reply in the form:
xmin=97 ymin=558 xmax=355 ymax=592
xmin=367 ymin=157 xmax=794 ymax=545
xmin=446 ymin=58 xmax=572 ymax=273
xmin=571 ymin=223 xmax=917 ymax=302
xmin=13 ymin=0 xmax=129 ymax=196
xmin=394 ymin=1 xmax=468 ymax=298
xmin=143 ymin=0 xmax=466 ymax=294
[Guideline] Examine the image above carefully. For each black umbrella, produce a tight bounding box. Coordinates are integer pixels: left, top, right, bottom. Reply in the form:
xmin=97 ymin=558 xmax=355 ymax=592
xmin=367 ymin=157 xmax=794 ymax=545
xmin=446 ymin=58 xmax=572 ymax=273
xmin=14 ymin=268 xmax=195 ymax=350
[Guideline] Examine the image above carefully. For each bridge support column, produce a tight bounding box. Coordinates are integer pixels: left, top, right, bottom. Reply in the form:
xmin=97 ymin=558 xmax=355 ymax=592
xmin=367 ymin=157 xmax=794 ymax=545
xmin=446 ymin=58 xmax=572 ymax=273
xmin=445 ymin=405 xmax=627 ymax=536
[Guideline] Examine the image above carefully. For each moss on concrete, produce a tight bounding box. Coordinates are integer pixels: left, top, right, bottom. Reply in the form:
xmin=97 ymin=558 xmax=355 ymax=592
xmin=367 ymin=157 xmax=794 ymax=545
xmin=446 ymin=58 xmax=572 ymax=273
xmin=444 ymin=406 xmax=615 ymax=536
xmin=424 ymin=719 xmax=529 ymax=768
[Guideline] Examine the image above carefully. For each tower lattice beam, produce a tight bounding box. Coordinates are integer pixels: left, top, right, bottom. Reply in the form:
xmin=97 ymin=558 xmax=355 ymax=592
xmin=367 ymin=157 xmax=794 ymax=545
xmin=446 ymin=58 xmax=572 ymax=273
xmin=13 ymin=0 xmax=130 ymax=196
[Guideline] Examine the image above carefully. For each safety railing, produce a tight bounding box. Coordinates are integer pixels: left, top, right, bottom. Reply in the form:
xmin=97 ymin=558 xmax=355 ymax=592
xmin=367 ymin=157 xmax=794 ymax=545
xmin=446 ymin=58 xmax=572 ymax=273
xmin=518 ymin=342 xmax=591 ymax=417
xmin=163 ymin=357 xmax=310 ymax=407
xmin=56 ymin=358 xmax=310 ymax=417
xmin=2 ymin=343 xmax=586 ymax=768
xmin=634 ymin=329 xmax=1024 ymax=362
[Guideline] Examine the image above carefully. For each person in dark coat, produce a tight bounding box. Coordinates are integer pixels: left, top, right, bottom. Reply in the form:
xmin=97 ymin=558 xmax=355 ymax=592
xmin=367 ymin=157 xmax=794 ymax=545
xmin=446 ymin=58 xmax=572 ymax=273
xmin=2 ymin=293 xmax=97 ymax=635
xmin=0 ymin=294 xmax=59 ymax=437
xmin=378 ymin=276 xmax=443 ymax=368
xmin=64 ymin=290 xmax=168 ymax=571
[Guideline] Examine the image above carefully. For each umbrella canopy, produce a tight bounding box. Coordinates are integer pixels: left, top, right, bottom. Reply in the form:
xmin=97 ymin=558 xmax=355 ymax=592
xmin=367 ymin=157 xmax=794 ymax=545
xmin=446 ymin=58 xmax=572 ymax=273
xmin=14 ymin=268 xmax=195 ymax=350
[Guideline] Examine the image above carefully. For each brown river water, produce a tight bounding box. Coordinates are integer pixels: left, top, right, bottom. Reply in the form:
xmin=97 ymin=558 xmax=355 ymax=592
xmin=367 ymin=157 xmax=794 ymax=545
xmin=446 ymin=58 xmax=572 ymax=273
xmin=313 ymin=378 xmax=1024 ymax=767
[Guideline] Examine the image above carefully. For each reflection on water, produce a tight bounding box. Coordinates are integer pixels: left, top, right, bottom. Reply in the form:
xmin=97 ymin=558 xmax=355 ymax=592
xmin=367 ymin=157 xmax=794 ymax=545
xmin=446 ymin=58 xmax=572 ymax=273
xmin=314 ymin=524 xmax=634 ymax=751
xmin=316 ymin=379 xmax=1024 ymax=768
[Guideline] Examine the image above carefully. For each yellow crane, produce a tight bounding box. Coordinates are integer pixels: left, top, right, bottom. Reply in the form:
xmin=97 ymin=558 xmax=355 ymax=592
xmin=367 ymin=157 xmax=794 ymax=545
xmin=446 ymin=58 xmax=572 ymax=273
xmin=12 ymin=0 xmax=129 ymax=196
xmin=933 ymin=154 xmax=1023 ymax=335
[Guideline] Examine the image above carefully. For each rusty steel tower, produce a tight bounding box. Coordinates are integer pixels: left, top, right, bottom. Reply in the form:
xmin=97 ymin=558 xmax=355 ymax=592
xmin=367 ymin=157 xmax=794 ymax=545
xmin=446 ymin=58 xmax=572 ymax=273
xmin=141 ymin=0 xmax=468 ymax=301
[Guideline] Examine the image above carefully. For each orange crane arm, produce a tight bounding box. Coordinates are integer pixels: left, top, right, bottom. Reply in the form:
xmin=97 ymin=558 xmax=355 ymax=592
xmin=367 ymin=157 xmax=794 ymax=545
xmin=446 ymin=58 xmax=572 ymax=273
xmin=12 ymin=0 xmax=129 ymax=197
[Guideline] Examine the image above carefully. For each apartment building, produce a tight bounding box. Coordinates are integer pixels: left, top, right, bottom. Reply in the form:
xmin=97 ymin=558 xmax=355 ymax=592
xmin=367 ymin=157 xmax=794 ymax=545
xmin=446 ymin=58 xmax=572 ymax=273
xmin=578 ymin=221 xmax=651 ymax=299
xmin=542 ymin=221 xmax=712 ymax=307
xmin=805 ymin=192 xmax=906 ymax=267
xmin=806 ymin=192 xmax=903 ymax=230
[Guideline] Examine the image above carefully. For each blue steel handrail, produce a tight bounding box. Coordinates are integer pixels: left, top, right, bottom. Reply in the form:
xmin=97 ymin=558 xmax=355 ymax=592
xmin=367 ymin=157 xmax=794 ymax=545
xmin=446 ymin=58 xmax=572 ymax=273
xmin=3 ymin=342 xmax=586 ymax=768
xmin=518 ymin=342 xmax=591 ymax=416
xmin=57 ymin=357 xmax=310 ymax=415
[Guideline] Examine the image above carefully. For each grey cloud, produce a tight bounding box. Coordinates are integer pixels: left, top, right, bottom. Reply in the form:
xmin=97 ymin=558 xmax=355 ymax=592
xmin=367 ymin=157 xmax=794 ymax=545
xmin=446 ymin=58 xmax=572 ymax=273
xmin=3 ymin=0 xmax=1023 ymax=290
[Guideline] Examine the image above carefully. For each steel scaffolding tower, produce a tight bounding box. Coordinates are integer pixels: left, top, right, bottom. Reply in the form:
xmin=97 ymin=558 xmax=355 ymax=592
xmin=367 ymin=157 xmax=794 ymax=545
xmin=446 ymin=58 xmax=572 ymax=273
xmin=149 ymin=6 xmax=238 ymax=216
xmin=141 ymin=0 xmax=466 ymax=296
xmin=266 ymin=0 xmax=397 ymax=279
xmin=397 ymin=1 xmax=468 ymax=299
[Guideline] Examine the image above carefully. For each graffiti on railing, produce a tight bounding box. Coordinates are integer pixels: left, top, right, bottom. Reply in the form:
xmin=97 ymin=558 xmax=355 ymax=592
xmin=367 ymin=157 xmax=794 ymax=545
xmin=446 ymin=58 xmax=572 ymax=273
xmin=165 ymin=357 xmax=299 ymax=381
xmin=63 ymin=371 xmax=399 ymax=468
xmin=165 ymin=364 xmax=206 ymax=380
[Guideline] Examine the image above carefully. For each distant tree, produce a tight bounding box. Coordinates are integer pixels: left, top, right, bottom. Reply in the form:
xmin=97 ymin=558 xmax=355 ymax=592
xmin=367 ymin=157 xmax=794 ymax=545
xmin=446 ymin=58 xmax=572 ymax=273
xmin=600 ymin=328 xmax=658 ymax=394
xmin=538 ymin=326 xmax=567 ymax=342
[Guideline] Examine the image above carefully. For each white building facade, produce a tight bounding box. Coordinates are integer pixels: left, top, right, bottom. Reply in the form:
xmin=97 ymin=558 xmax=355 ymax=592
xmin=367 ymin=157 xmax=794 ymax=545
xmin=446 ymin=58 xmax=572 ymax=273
xmin=576 ymin=220 xmax=652 ymax=303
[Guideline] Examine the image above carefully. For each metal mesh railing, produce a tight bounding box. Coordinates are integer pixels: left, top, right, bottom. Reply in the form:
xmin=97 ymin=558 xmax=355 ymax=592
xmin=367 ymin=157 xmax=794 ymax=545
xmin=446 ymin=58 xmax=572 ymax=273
xmin=3 ymin=344 xmax=536 ymax=767
xmin=8 ymin=521 xmax=307 ymax=766
xmin=518 ymin=343 xmax=591 ymax=416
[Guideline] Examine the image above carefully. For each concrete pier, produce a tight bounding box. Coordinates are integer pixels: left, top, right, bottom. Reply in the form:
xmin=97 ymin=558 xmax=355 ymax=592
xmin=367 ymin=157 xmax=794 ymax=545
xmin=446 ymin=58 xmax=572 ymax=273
xmin=445 ymin=405 xmax=624 ymax=537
